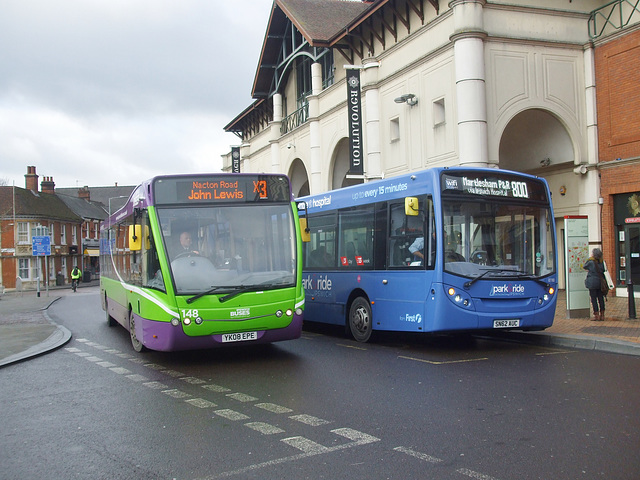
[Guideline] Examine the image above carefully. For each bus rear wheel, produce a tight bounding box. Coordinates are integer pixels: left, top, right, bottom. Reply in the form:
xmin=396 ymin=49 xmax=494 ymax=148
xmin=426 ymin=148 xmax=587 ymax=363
xmin=349 ymin=297 xmax=372 ymax=343
xmin=129 ymin=309 xmax=146 ymax=352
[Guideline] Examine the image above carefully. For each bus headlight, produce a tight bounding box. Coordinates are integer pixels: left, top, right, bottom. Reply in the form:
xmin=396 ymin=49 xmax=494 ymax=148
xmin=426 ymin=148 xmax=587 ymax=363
xmin=286 ymin=309 xmax=293 ymax=317
xmin=445 ymin=285 xmax=473 ymax=309
xmin=183 ymin=317 xmax=191 ymax=325
xmin=194 ymin=316 xmax=203 ymax=325
xmin=171 ymin=318 xmax=180 ymax=327
xmin=295 ymin=308 xmax=303 ymax=316
xmin=275 ymin=310 xmax=283 ymax=318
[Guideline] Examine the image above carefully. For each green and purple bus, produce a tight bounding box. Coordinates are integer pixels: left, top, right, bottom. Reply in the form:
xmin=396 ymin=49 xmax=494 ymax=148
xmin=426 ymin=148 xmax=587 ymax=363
xmin=100 ymin=173 xmax=306 ymax=352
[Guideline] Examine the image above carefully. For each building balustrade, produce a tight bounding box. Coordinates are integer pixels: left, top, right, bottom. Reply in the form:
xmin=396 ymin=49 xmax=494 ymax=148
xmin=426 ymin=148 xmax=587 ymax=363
xmin=589 ymin=0 xmax=640 ymax=39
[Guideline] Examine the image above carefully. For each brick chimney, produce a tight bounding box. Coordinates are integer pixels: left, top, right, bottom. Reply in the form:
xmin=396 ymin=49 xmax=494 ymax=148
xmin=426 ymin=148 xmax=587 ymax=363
xmin=25 ymin=166 xmax=38 ymax=192
xmin=78 ymin=186 xmax=90 ymax=201
xmin=41 ymin=176 xmax=55 ymax=194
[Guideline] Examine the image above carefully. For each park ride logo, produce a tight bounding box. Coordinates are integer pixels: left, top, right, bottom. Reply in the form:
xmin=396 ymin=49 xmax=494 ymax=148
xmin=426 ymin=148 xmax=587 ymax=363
xmin=490 ymin=283 xmax=525 ymax=297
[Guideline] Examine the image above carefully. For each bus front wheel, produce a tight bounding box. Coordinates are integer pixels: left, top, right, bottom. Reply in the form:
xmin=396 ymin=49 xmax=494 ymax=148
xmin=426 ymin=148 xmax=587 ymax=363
xmin=349 ymin=297 xmax=373 ymax=343
xmin=129 ymin=309 xmax=146 ymax=353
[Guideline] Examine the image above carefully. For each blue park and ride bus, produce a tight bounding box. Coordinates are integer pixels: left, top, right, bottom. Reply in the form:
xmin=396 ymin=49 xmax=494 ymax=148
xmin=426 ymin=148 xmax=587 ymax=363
xmin=299 ymin=167 xmax=557 ymax=342
xmin=100 ymin=173 xmax=306 ymax=352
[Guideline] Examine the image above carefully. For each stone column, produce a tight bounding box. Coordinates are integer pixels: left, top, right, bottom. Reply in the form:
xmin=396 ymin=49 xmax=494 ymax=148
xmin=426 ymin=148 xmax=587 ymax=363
xmin=450 ymin=0 xmax=489 ymax=167
xmin=309 ymin=62 xmax=323 ymax=193
xmin=362 ymin=59 xmax=382 ymax=181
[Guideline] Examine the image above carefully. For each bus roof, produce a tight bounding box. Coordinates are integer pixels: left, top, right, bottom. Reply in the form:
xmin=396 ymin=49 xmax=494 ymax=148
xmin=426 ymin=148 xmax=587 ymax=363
xmin=103 ymin=173 xmax=293 ymax=229
xmin=299 ymin=167 xmax=548 ymax=214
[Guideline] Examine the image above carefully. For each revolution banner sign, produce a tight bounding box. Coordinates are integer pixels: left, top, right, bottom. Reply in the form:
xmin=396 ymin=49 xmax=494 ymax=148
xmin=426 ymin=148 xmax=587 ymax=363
xmin=231 ymin=146 xmax=240 ymax=173
xmin=346 ymin=68 xmax=364 ymax=176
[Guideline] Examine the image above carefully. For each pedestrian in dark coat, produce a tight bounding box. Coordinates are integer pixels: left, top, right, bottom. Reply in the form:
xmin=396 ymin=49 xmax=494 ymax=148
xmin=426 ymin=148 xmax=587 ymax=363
xmin=583 ymin=248 xmax=605 ymax=321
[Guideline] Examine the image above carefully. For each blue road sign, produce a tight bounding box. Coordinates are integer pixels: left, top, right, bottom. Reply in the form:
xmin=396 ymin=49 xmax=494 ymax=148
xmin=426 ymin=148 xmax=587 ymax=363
xmin=32 ymin=235 xmax=51 ymax=256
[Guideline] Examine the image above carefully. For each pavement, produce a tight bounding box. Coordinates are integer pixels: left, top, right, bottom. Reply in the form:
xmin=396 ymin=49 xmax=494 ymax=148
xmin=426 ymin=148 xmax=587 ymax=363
xmin=1 ymin=283 xmax=639 ymax=367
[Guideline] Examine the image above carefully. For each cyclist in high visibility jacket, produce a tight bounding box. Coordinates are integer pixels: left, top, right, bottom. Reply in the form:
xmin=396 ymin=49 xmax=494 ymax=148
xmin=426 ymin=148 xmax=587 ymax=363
xmin=71 ymin=266 xmax=82 ymax=292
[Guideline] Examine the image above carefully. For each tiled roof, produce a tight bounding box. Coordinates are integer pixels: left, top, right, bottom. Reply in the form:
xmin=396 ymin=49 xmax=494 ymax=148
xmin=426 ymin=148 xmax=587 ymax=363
xmin=0 ymin=186 xmax=82 ymax=222
xmin=278 ymin=0 xmax=373 ymax=44
xmin=252 ymin=0 xmax=374 ymax=98
xmin=56 ymin=193 xmax=108 ymax=221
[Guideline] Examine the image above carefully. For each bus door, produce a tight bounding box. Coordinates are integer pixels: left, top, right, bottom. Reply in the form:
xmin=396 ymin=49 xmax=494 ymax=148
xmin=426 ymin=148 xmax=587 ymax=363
xmin=373 ymin=196 xmax=435 ymax=333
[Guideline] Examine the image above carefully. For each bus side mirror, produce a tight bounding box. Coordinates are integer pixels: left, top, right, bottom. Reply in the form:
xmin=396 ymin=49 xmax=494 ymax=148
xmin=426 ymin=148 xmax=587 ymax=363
xmin=405 ymin=197 xmax=419 ymax=216
xmin=299 ymin=217 xmax=310 ymax=243
xmin=129 ymin=225 xmax=142 ymax=251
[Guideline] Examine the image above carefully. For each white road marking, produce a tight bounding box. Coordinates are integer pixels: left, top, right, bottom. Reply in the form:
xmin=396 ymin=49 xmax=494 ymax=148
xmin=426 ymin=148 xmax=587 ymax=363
xmin=202 ymin=384 xmax=232 ymax=393
xmin=143 ymin=381 xmax=169 ymax=390
xmin=227 ymin=392 xmax=258 ymax=403
xmin=398 ymin=355 xmax=488 ymax=365
xmin=162 ymin=389 xmax=191 ymax=399
xmin=457 ymin=468 xmax=501 ymax=480
xmin=332 ymin=428 xmax=379 ymax=444
xmin=125 ymin=374 xmax=149 ymax=382
xmin=186 ymin=398 xmax=217 ymax=409
xmin=109 ymin=367 xmax=132 ymax=375
xmin=96 ymin=361 xmax=116 ymax=368
xmin=214 ymin=409 xmax=250 ymax=421
xmin=255 ymin=403 xmax=293 ymax=414
xmin=180 ymin=376 xmax=207 ymax=384
xmin=394 ymin=446 xmax=442 ymax=463
xmin=282 ymin=436 xmax=329 ymax=454
xmin=245 ymin=422 xmax=285 ymax=435
xmin=289 ymin=414 xmax=330 ymax=426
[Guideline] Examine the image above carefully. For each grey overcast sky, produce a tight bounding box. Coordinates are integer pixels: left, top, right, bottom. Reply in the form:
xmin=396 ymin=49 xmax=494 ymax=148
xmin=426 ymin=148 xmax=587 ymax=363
xmin=0 ymin=0 xmax=272 ymax=189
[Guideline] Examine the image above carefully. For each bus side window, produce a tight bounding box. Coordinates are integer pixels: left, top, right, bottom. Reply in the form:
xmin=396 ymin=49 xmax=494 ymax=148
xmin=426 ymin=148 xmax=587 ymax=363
xmin=304 ymin=213 xmax=337 ymax=270
xmin=142 ymin=214 xmax=165 ymax=292
xmin=338 ymin=206 xmax=374 ymax=268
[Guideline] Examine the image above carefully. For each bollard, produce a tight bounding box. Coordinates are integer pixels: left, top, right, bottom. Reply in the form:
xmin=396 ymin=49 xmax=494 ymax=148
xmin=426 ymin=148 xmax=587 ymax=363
xmin=628 ymin=281 xmax=637 ymax=320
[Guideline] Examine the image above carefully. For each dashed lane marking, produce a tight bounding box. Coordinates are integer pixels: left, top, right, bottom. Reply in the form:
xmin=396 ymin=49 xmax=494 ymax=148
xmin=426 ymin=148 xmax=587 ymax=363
xmin=109 ymin=367 xmax=132 ymax=375
xmin=202 ymin=384 xmax=232 ymax=393
xmin=245 ymin=422 xmax=285 ymax=435
xmin=227 ymin=392 xmax=258 ymax=403
xmin=162 ymin=388 xmax=191 ymax=399
xmin=255 ymin=403 xmax=293 ymax=414
xmin=282 ymin=436 xmax=329 ymax=454
xmin=393 ymin=446 xmax=442 ymax=463
xmin=143 ymin=381 xmax=169 ymax=390
xmin=185 ymin=398 xmax=217 ymax=409
xmin=456 ymin=468 xmax=501 ymax=480
xmin=289 ymin=414 xmax=330 ymax=426
xmin=214 ymin=409 xmax=250 ymax=421
xmin=96 ymin=361 xmax=117 ymax=368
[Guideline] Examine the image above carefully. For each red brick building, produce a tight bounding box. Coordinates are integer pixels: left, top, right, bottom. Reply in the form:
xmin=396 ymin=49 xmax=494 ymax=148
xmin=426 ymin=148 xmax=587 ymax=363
xmin=595 ymin=27 xmax=640 ymax=294
xmin=0 ymin=167 xmax=84 ymax=290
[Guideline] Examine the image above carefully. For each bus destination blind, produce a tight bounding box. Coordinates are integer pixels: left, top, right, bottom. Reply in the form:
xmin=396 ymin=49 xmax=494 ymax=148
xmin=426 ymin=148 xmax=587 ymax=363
xmin=441 ymin=172 xmax=547 ymax=202
xmin=154 ymin=175 xmax=291 ymax=204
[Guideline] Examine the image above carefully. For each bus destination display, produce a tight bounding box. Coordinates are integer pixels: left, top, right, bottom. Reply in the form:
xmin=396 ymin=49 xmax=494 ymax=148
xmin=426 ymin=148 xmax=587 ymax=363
xmin=441 ymin=172 xmax=547 ymax=202
xmin=154 ymin=175 xmax=291 ymax=205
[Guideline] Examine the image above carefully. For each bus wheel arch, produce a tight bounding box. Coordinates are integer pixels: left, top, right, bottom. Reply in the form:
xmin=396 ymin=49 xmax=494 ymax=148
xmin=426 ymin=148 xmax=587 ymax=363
xmin=347 ymin=291 xmax=373 ymax=343
xmin=129 ymin=307 xmax=146 ymax=352
xmin=104 ymin=294 xmax=117 ymax=327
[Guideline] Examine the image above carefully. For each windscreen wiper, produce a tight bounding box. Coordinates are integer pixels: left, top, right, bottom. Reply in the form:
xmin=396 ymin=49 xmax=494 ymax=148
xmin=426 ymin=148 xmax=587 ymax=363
xmin=464 ymin=269 xmax=550 ymax=289
xmin=463 ymin=269 xmax=529 ymax=288
xmin=186 ymin=286 xmax=232 ymax=304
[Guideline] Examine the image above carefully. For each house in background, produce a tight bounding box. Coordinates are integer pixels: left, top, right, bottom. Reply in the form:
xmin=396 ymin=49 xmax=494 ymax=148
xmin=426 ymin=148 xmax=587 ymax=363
xmin=0 ymin=167 xmax=83 ymax=290
xmin=0 ymin=166 xmax=135 ymax=291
